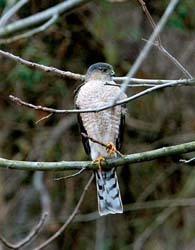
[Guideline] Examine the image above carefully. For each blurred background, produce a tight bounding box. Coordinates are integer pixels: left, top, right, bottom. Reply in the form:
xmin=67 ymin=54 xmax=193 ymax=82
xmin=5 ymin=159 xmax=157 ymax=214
xmin=0 ymin=0 xmax=195 ymax=249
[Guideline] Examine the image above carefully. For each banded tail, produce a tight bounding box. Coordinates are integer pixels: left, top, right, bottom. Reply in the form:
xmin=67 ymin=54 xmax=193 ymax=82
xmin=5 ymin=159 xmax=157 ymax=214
xmin=95 ymin=168 xmax=123 ymax=216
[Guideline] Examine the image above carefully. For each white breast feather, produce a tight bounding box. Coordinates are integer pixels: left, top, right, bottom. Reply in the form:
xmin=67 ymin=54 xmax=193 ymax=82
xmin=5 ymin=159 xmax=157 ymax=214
xmin=76 ymin=80 xmax=126 ymax=160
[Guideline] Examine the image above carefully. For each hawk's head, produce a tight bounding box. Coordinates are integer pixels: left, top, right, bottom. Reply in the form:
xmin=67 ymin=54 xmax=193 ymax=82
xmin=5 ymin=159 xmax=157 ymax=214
xmin=86 ymin=63 xmax=115 ymax=81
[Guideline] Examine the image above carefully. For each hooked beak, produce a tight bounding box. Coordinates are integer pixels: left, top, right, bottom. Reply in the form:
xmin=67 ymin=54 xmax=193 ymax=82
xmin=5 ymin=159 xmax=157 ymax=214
xmin=110 ymin=70 xmax=116 ymax=77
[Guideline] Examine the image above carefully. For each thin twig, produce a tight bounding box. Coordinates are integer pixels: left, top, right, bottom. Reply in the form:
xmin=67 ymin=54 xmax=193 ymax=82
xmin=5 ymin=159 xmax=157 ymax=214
xmin=74 ymin=197 xmax=195 ymax=222
xmin=54 ymin=168 xmax=87 ymax=181
xmin=0 ymin=212 xmax=48 ymax=249
xmin=81 ymin=132 xmax=123 ymax=156
xmin=0 ymin=0 xmax=29 ymax=26
xmin=33 ymin=172 xmax=51 ymax=218
xmin=114 ymin=77 xmax=175 ymax=83
xmin=0 ymin=49 xmax=191 ymax=83
xmin=106 ymin=82 xmax=157 ymax=87
xmin=137 ymin=0 xmax=192 ymax=78
xmin=142 ymin=39 xmax=193 ymax=79
xmin=0 ymin=49 xmax=192 ymax=84
xmin=133 ymin=207 xmax=175 ymax=250
xmin=180 ymin=157 xmax=195 ymax=164
xmin=0 ymin=50 xmax=84 ymax=81
xmin=0 ymin=14 xmax=58 ymax=44
xmin=9 ymin=78 xmax=195 ymax=114
xmin=33 ymin=174 xmax=94 ymax=250
xmin=115 ymin=0 xmax=179 ymax=102
xmin=158 ymin=43 xmax=192 ymax=78
xmin=137 ymin=0 xmax=162 ymax=44
xmin=0 ymin=0 xmax=92 ymax=37
xmin=35 ymin=113 xmax=53 ymax=124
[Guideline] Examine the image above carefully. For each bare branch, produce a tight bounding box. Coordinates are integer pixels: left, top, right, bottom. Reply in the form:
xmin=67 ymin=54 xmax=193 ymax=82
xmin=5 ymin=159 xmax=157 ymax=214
xmin=180 ymin=157 xmax=195 ymax=164
xmin=0 ymin=0 xmax=92 ymax=37
xmin=33 ymin=172 xmax=51 ymax=217
xmin=75 ymin=197 xmax=195 ymax=222
xmin=115 ymin=0 xmax=179 ymax=101
xmin=0 ymin=212 xmax=48 ymax=249
xmin=133 ymin=207 xmax=175 ymax=250
xmin=137 ymin=0 xmax=192 ymax=78
xmin=0 ymin=49 xmax=192 ymax=85
xmin=142 ymin=38 xmax=193 ymax=79
xmin=54 ymin=168 xmax=87 ymax=181
xmin=35 ymin=113 xmax=53 ymax=124
xmin=0 ymin=50 xmax=84 ymax=80
xmin=158 ymin=45 xmax=192 ymax=78
xmin=0 ymin=0 xmax=29 ymax=26
xmin=0 ymin=140 xmax=195 ymax=171
xmin=114 ymin=77 xmax=173 ymax=83
xmin=0 ymin=14 xmax=58 ymax=44
xmin=9 ymin=78 xmax=195 ymax=114
xmin=106 ymin=82 xmax=157 ymax=87
xmin=33 ymin=174 xmax=94 ymax=250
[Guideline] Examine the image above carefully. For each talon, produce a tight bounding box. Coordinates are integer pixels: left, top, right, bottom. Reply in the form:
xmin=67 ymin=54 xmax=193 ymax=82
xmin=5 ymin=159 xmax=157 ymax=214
xmin=93 ymin=156 xmax=105 ymax=171
xmin=106 ymin=142 xmax=117 ymax=156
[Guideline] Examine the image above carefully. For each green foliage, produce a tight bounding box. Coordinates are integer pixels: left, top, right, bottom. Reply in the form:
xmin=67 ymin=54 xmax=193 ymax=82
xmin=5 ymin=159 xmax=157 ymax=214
xmin=168 ymin=1 xmax=195 ymax=30
xmin=11 ymin=65 xmax=43 ymax=89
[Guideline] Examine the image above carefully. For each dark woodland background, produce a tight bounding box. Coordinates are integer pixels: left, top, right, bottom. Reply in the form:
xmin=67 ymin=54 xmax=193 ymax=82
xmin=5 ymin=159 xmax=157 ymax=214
xmin=1 ymin=0 xmax=195 ymax=249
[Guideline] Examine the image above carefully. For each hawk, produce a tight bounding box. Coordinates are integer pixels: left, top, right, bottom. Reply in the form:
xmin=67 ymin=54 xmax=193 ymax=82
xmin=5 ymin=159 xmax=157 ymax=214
xmin=75 ymin=63 xmax=127 ymax=216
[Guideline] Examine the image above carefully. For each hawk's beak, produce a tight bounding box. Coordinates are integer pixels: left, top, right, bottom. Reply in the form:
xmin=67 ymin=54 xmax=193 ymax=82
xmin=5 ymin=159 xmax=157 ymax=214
xmin=110 ymin=71 xmax=116 ymax=77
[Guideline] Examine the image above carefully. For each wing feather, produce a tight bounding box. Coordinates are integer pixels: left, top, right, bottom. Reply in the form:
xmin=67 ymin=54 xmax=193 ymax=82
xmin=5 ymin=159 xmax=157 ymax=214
xmin=116 ymin=105 xmax=126 ymax=151
xmin=74 ymin=83 xmax=91 ymax=155
xmin=77 ymin=112 xmax=91 ymax=155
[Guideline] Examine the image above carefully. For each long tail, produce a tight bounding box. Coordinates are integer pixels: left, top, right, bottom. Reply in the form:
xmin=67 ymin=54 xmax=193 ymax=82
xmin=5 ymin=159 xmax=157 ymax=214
xmin=95 ymin=168 xmax=123 ymax=216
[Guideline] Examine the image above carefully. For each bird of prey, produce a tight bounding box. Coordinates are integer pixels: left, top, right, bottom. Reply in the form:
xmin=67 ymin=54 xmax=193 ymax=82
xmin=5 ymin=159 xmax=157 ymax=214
xmin=75 ymin=62 xmax=127 ymax=216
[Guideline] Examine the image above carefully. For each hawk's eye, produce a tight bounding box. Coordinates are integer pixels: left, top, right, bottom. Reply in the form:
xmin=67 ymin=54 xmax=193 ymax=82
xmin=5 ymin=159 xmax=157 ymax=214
xmin=99 ymin=67 xmax=108 ymax=73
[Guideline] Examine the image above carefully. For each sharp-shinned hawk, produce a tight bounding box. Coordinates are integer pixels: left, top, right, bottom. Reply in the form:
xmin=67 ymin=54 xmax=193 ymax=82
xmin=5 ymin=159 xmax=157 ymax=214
xmin=75 ymin=62 xmax=127 ymax=216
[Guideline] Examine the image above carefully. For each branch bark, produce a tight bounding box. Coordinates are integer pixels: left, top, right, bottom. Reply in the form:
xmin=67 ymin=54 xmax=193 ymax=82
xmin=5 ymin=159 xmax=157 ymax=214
xmin=115 ymin=0 xmax=179 ymax=101
xmin=32 ymin=174 xmax=94 ymax=250
xmin=9 ymin=78 xmax=195 ymax=114
xmin=0 ymin=141 xmax=195 ymax=171
xmin=0 ymin=212 xmax=48 ymax=249
xmin=0 ymin=0 xmax=92 ymax=37
xmin=0 ymin=49 xmax=192 ymax=83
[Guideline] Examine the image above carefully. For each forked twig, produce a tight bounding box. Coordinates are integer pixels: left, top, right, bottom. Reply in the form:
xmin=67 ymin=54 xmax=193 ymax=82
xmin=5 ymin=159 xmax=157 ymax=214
xmin=137 ymin=0 xmax=192 ymax=79
xmin=114 ymin=0 xmax=179 ymax=102
xmin=0 ymin=212 xmax=48 ymax=249
xmin=0 ymin=14 xmax=58 ymax=44
xmin=33 ymin=174 xmax=94 ymax=250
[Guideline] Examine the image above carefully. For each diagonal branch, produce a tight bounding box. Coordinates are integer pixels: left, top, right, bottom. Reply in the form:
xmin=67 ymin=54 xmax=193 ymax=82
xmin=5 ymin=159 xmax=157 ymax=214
xmin=0 ymin=0 xmax=29 ymax=26
xmin=0 ymin=212 xmax=48 ymax=249
xmin=115 ymin=0 xmax=179 ymax=101
xmin=137 ymin=0 xmax=192 ymax=78
xmin=0 ymin=14 xmax=58 ymax=44
xmin=0 ymin=49 xmax=84 ymax=80
xmin=32 ymin=174 xmax=94 ymax=250
xmin=9 ymin=78 xmax=195 ymax=114
xmin=0 ymin=140 xmax=195 ymax=171
xmin=0 ymin=0 xmax=92 ymax=37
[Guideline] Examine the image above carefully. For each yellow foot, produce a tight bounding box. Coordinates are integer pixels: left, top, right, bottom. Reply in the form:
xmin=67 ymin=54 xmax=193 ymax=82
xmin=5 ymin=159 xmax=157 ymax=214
xmin=106 ymin=142 xmax=117 ymax=156
xmin=93 ymin=156 xmax=105 ymax=172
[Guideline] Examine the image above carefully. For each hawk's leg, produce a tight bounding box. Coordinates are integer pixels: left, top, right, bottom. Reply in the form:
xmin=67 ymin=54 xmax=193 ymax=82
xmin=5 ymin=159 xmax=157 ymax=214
xmin=93 ymin=156 xmax=105 ymax=172
xmin=106 ymin=142 xmax=117 ymax=156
